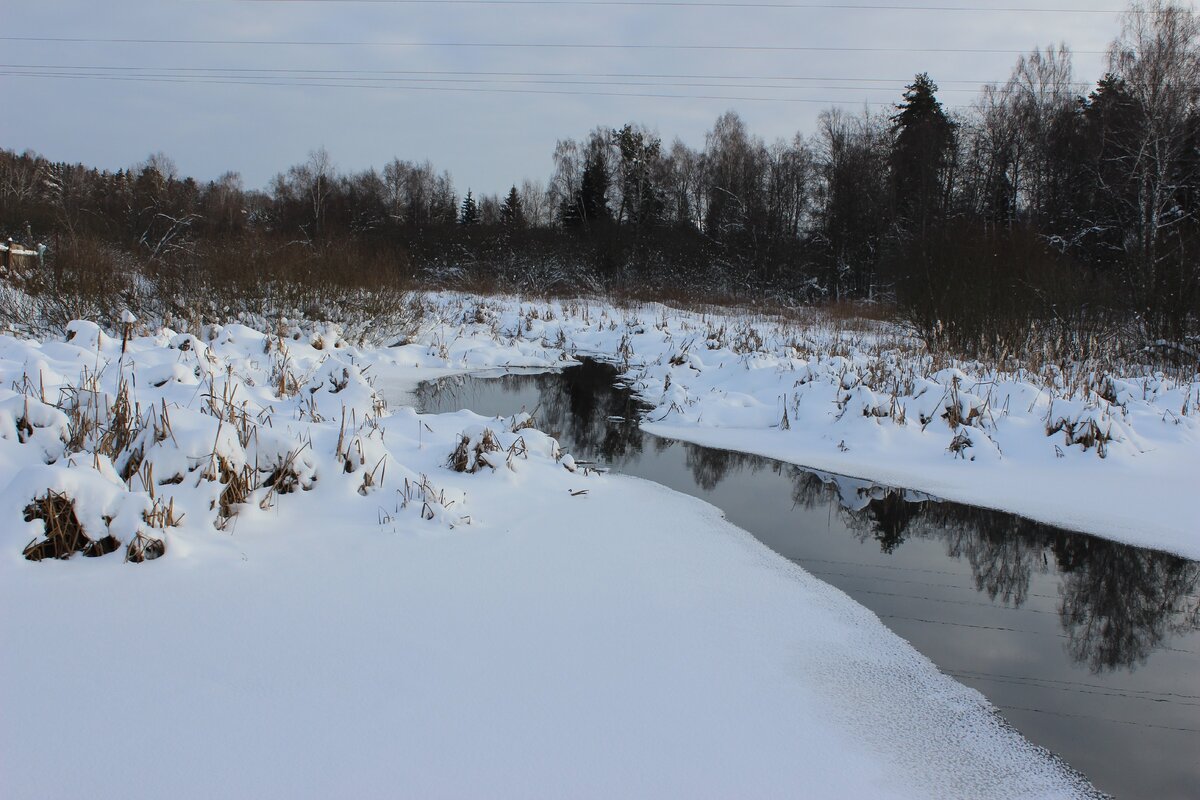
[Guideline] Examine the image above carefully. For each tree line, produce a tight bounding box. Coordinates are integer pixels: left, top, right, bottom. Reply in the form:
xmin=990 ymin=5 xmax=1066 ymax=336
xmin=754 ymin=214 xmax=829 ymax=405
xmin=1 ymin=1 xmax=1196 ymax=353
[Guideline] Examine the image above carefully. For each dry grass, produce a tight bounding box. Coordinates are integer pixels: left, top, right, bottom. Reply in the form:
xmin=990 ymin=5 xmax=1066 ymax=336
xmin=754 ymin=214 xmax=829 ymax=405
xmin=126 ymin=531 xmax=166 ymax=562
xmin=22 ymin=491 xmax=119 ymax=561
xmin=126 ymin=496 xmax=178 ymax=562
xmin=447 ymin=428 xmax=502 ymax=473
xmin=204 ymin=453 xmax=254 ymax=529
xmin=0 ymin=233 xmax=427 ymax=347
xmin=393 ymin=473 xmax=462 ymax=524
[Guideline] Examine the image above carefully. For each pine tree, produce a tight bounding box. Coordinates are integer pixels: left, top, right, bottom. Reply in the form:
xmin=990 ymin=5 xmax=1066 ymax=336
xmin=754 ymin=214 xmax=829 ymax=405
xmin=562 ymin=145 xmax=612 ymax=229
xmin=613 ymin=124 xmax=664 ymax=227
xmin=459 ymin=190 xmax=479 ymax=226
xmin=501 ymin=185 xmax=524 ymax=226
xmin=579 ymin=151 xmax=611 ymax=224
xmin=891 ymin=73 xmax=956 ymax=234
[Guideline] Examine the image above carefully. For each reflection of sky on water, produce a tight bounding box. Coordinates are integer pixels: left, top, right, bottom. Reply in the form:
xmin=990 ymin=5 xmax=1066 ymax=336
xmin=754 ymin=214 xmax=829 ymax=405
xmin=414 ymin=360 xmax=1200 ymax=800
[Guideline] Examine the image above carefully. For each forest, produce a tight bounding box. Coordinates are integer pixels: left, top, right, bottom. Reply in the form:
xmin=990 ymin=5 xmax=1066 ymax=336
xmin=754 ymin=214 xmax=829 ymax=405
xmin=1 ymin=1 xmax=1196 ymax=358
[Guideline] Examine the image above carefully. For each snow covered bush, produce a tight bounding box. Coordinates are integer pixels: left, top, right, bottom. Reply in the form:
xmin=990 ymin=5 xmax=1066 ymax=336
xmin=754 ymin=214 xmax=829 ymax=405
xmin=0 ymin=309 xmax=580 ymax=563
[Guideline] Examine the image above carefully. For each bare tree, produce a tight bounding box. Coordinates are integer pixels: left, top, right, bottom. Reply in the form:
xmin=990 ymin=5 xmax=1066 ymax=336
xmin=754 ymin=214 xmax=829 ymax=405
xmin=1105 ymin=1 xmax=1200 ymax=337
xmin=961 ymin=83 xmax=1021 ymax=222
xmin=1008 ymin=44 xmax=1078 ymax=222
xmin=703 ymin=110 xmax=768 ymax=238
xmin=0 ymin=149 xmax=45 ymax=208
xmin=478 ymin=193 xmax=502 ymax=226
xmin=814 ymin=107 xmax=891 ymax=298
xmin=382 ymin=159 xmax=457 ymax=226
xmin=549 ymin=138 xmax=582 ymax=225
xmin=519 ymin=178 xmax=551 ymax=227
xmin=143 ymin=151 xmax=179 ymax=183
xmin=305 ymin=147 xmax=335 ymax=237
xmin=766 ymin=134 xmax=816 ymax=239
xmin=203 ymin=171 xmax=245 ymax=235
xmin=661 ymin=138 xmax=706 ymax=230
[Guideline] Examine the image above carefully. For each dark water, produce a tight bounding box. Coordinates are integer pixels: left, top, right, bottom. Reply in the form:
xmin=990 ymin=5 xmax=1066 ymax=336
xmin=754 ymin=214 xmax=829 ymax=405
xmin=413 ymin=360 xmax=1200 ymax=800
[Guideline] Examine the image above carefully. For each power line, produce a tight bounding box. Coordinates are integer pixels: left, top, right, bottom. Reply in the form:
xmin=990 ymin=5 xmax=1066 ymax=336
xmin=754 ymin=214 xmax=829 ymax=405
xmin=0 ymin=68 xmax=909 ymax=92
xmin=853 ymin=586 xmax=1057 ymax=614
xmin=0 ymin=64 xmax=1089 ymax=93
xmin=948 ymin=668 xmax=1200 ymax=705
xmin=996 ymin=704 xmax=1200 ymax=734
xmin=804 ymin=568 xmax=1066 ymax=602
xmin=4 ymin=63 xmax=1092 ymax=86
xmin=0 ymin=70 xmax=936 ymax=92
xmin=0 ymin=70 xmax=902 ymax=104
xmin=0 ymin=35 xmax=1109 ymax=54
xmin=208 ymin=0 xmax=1135 ymax=11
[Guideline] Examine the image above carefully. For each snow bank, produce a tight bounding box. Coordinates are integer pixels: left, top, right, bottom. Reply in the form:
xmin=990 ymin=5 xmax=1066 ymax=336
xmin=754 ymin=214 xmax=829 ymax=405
xmin=398 ymin=294 xmax=1200 ymax=560
xmin=0 ymin=318 xmax=490 ymax=561
xmin=19 ymin=294 xmax=1185 ymax=559
xmin=0 ymin=310 xmax=1101 ymax=798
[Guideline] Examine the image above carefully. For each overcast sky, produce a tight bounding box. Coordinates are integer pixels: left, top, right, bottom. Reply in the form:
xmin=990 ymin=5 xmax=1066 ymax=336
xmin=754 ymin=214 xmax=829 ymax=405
xmin=4 ymin=0 xmax=1125 ymax=195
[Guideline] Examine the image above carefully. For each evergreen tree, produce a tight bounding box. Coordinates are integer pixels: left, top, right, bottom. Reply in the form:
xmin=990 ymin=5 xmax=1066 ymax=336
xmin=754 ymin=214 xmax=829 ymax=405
xmin=559 ymin=194 xmax=582 ymax=227
xmin=501 ymin=185 xmax=524 ymax=226
xmin=613 ymin=124 xmax=664 ymax=227
xmin=562 ymin=146 xmax=612 ymax=229
xmin=562 ymin=157 xmax=608 ymax=227
xmin=459 ymin=190 xmax=479 ymax=226
xmin=891 ymin=73 xmax=957 ymax=234
xmin=1074 ymin=75 xmax=1143 ymax=269
xmin=578 ymin=150 xmax=611 ymax=224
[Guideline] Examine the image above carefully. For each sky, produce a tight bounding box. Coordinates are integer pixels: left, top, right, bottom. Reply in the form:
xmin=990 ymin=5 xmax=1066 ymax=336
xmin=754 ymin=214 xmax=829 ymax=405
xmin=2 ymin=0 xmax=1126 ymax=196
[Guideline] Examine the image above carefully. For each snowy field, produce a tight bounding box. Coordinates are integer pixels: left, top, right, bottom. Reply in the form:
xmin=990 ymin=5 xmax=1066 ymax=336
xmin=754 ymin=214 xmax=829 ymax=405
xmin=0 ymin=306 xmax=1110 ymax=798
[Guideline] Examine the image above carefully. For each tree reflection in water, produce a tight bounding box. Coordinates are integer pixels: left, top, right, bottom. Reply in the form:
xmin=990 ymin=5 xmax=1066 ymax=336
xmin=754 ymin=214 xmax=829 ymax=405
xmin=787 ymin=469 xmax=1200 ymax=672
xmin=684 ymin=446 xmax=765 ymax=492
xmin=1053 ymin=536 xmax=1200 ymax=672
xmin=415 ymin=359 xmax=1200 ymax=674
xmin=415 ymin=362 xmax=647 ymax=465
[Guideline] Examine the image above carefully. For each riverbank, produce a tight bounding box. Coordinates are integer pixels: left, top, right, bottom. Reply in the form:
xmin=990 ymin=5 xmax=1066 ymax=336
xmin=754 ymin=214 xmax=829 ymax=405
xmin=0 ymin=315 xmax=1099 ymax=798
xmin=399 ymin=293 xmax=1200 ymax=560
xmin=410 ymin=359 xmax=1200 ymax=800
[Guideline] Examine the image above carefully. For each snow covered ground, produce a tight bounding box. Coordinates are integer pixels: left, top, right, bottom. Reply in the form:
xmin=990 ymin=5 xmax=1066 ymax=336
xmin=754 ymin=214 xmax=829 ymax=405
xmin=0 ymin=310 xmax=1102 ymax=798
xmin=390 ymin=294 xmax=1200 ymax=560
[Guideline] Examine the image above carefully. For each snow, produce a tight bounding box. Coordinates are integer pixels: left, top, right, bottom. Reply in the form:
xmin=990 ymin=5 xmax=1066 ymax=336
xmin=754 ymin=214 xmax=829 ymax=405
xmin=1 ymin=478 xmax=1097 ymax=799
xmin=392 ymin=294 xmax=1200 ymax=560
xmin=0 ymin=309 xmax=1101 ymax=798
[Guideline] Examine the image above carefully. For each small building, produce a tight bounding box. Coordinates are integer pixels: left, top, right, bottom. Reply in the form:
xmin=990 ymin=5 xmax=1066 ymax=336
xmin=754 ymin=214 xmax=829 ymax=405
xmin=1 ymin=239 xmax=40 ymax=272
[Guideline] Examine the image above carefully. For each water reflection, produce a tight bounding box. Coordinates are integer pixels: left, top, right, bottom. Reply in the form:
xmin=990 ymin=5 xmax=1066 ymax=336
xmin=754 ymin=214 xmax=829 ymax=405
xmin=685 ymin=446 xmax=764 ymax=492
xmin=1055 ymin=537 xmax=1200 ymax=673
xmin=415 ymin=360 xmax=1200 ymax=675
xmin=781 ymin=469 xmax=1200 ymax=671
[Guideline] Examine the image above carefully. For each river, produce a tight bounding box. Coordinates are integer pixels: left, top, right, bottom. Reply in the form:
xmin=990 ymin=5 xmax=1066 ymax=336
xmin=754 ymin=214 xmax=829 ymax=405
xmin=412 ymin=358 xmax=1200 ymax=800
